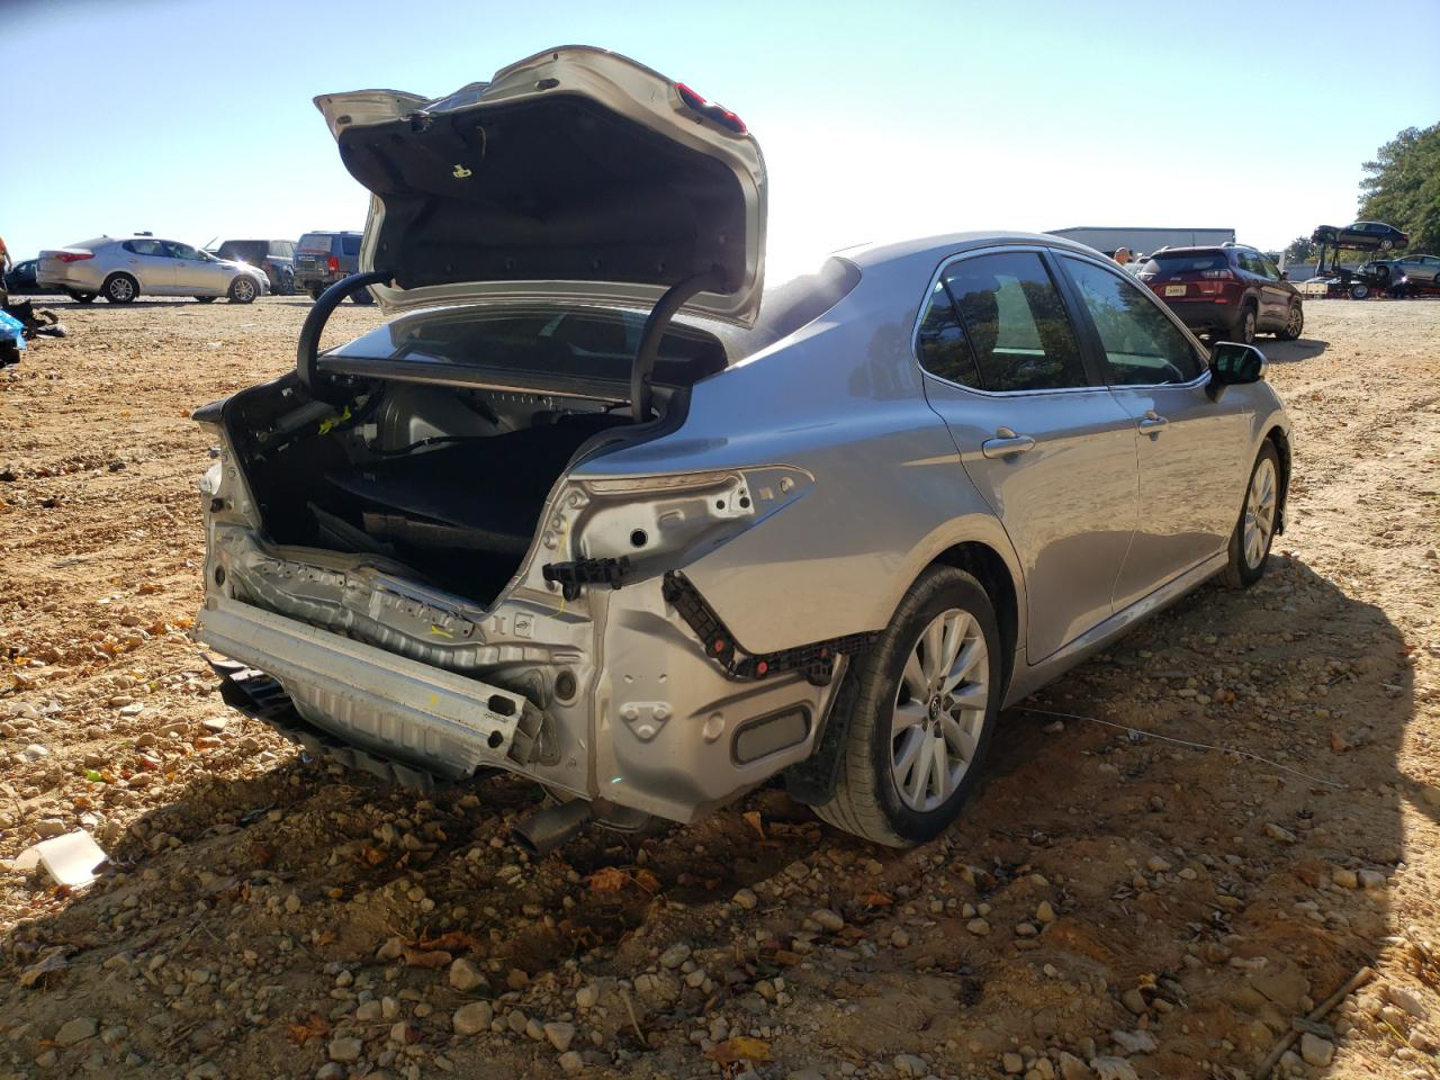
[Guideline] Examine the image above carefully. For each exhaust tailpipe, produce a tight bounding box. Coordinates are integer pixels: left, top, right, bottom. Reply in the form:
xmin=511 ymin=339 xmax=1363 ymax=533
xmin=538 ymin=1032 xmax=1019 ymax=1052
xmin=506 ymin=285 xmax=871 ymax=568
xmin=512 ymin=800 xmax=593 ymax=857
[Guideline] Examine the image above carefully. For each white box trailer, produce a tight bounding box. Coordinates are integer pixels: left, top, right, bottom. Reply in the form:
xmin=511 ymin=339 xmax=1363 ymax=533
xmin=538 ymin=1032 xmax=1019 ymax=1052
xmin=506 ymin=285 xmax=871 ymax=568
xmin=1047 ymin=226 xmax=1236 ymax=257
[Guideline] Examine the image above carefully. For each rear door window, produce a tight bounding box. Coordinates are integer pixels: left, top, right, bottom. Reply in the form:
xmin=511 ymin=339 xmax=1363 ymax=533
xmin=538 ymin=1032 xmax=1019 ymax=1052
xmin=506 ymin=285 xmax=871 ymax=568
xmin=938 ymin=251 xmax=1088 ymax=392
xmin=341 ymin=236 xmax=362 ymax=256
xmin=122 ymin=239 xmax=166 ymax=256
xmin=915 ymin=279 xmax=981 ymax=388
xmin=1062 ymin=256 xmax=1205 ymax=386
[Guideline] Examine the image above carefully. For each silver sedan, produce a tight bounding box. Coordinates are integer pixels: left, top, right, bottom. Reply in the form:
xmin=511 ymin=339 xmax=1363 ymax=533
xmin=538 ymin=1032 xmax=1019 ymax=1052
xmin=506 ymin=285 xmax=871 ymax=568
xmin=37 ymin=235 xmax=268 ymax=304
xmin=193 ymin=47 xmax=1291 ymax=851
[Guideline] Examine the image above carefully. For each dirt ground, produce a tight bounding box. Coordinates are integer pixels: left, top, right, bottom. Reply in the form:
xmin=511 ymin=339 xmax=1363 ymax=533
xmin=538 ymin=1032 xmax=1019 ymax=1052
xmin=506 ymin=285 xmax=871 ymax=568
xmin=1 ymin=295 xmax=1437 ymax=1080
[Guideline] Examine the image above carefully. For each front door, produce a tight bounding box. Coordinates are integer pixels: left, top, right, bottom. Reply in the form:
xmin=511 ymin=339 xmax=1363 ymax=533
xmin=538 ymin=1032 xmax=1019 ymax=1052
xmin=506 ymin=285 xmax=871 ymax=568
xmin=915 ymin=248 xmax=1139 ymax=662
xmin=164 ymin=241 xmax=225 ymax=295
xmin=1057 ymin=253 xmax=1252 ymax=606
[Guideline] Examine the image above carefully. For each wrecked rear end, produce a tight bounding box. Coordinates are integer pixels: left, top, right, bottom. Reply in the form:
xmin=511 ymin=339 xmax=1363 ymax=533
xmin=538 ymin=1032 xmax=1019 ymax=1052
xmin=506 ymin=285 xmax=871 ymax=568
xmin=194 ymin=47 xmax=844 ymax=835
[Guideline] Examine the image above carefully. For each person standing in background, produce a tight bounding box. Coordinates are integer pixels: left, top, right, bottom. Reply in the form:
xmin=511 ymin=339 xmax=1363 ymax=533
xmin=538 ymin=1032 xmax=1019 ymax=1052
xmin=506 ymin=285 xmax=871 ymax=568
xmin=1113 ymin=247 xmax=1132 ymax=268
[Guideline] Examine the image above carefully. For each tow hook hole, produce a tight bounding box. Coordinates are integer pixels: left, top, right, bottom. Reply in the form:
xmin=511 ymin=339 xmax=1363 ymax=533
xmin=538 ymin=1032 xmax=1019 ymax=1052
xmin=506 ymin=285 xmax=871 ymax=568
xmin=486 ymin=731 xmax=504 ymax=749
xmin=214 ymin=565 xmax=226 ymax=587
xmin=629 ymin=528 xmax=648 ymax=548
xmin=555 ymin=670 xmax=578 ymax=702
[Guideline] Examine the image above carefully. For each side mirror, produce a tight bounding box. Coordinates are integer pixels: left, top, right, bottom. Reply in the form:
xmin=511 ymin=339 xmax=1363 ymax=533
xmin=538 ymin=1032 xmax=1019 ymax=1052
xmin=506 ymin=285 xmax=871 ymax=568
xmin=1206 ymin=342 xmax=1267 ymax=402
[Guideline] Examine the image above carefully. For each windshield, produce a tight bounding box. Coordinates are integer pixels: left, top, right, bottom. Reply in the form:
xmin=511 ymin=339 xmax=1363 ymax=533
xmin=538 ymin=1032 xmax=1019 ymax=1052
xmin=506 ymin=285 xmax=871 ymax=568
xmin=1140 ymin=251 xmax=1229 ymax=276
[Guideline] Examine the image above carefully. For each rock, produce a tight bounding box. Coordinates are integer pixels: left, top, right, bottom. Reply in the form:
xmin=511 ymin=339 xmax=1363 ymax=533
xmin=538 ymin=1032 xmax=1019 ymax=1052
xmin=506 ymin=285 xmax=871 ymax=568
xmin=1145 ymin=856 xmax=1171 ymax=873
xmin=1091 ymin=1058 xmax=1139 ymax=1080
xmin=732 ymin=887 xmax=758 ymax=910
xmin=34 ymin=818 xmax=66 ymax=839
xmin=448 ymin=957 xmax=486 ymax=992
xmin=316 ymin=1066 xmax=345 ymax=1080
xmin=1385 ymin=985 xmax=1430 ymax=1021
xmin=890 ymin=929 xmax=911 ymax=948
xmin=1111 ymin=1029 xmax=1157 ymax=1054
xmin=894 ymin=1053 xmax=928 ymax=1076
xmin=812 ymin=908 xmax=845 ymax=933
xmin=35 ymin=1050 xmax=58 ymax=1069
xmin=1002 ymin=1052 xmax=1024 ymax=1074
xmin=391 ymin=1021 xmax=414 ymax=1044
xmin=1299 ymin=1033 xmax=1335 ymax=1067
xmin=1121 ymin=988 xmax=1147 ymax=1015
xmin=328 ymin=1036 xmax=363 ymax=1062
xmin=1264 ymin=822 xmax=1297 ymax=844
xmin=1057 ymin=1051 xmax=1092 ymax=1080
xmin=1254 ymin=966 xmax=1310 ymax=1013
xmin=355 ymin=1001 xmax=382 ymax=1022
xmin=1357 ymin=869 xmax=1386 ymax=889
xmin=788 ymin=1071 xmax=827 ymax=1080
xmin=375 ymin=937 xmax=404 ymax=961
xmin=55 ymin=1017 xmax=98 ymax=1046
xmin=576 ymin=984 xmax=600 ymax=1009
xmin=23 ymin=743 xmax=50 ymax=762
xmin=1331 ymin=867 xmax=1359 ymax=889
xmin=544 ymin=1021 xmax=576 ymax=1053
xmin=558 ymin=1050 xmax=585 ymax=1074
xmin=659 ymin=942 xmax=691 ymax=969
xmin=1036 ymin=900 xmax=1057 ymax=923
xmin=452 ymin=1001 xmax=493 ymax=1036
xmin=967 ymin=918 xmax=991 ymax=936
xmin=1016 ymin=922 xmax=1039 ymax=937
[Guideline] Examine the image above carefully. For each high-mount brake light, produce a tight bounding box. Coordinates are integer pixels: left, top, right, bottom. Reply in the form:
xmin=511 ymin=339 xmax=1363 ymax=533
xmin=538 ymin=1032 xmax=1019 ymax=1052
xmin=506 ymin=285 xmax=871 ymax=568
xmin=675 ymin=82 xmax=747 ymax=134
xmin=56 ymin=252 xmax=94 ymax=263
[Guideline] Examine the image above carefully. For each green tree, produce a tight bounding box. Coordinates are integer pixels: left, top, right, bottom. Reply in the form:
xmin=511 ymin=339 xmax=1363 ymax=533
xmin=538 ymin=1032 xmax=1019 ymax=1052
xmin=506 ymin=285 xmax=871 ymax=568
xmin=1359 ymin=122 xmax=1440 ymax=254
xmin=1283 ymin=235 xmax=1316 ymax=262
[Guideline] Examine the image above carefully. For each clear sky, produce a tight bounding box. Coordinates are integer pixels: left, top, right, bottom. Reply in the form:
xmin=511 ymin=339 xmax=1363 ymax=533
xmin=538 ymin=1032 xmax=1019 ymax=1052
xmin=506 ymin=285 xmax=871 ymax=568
xmin=5 ymin=0 xmax=1438 ymax=274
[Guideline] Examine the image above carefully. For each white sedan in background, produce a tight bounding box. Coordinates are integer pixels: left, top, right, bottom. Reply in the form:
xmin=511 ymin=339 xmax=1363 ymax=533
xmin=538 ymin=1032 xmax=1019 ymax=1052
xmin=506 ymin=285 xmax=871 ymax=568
xmin=37 ymin=235 xmax=269 ymax=304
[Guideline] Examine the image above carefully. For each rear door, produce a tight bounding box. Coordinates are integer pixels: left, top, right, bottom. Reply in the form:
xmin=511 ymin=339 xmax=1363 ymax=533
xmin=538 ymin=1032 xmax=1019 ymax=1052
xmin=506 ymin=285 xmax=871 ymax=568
xmin=1056 ymin=253 xmax=1251 ymax=605
xmin=916 ymin=247 xmax=1139 ymax=662
xmin=119 ymin=239 xmax=175 ymax=293
xmin=1250 ymin=252 xmax=1291 ymax=328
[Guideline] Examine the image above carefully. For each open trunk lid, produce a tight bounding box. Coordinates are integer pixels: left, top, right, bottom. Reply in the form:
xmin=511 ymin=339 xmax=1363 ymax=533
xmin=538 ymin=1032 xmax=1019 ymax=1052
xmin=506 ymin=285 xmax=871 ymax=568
xmin=314 ymin=46 xmax=766 ymax=325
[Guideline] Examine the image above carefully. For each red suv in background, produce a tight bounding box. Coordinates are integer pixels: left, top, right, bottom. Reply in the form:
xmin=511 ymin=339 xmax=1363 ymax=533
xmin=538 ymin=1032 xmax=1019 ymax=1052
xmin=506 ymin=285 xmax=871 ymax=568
xmin=1137 ymin=245 xmax=1303 ymax=344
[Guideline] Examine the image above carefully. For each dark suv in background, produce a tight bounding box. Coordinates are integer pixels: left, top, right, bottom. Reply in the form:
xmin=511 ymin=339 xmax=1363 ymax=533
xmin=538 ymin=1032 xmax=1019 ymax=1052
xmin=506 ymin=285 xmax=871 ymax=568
xmin=215 ymin=240 xmax=296 ymax=295
xmin=294 ymin=231 xmax=368 ymax=302
xmin=1137 ymin=244 xmax=1303 ymax=344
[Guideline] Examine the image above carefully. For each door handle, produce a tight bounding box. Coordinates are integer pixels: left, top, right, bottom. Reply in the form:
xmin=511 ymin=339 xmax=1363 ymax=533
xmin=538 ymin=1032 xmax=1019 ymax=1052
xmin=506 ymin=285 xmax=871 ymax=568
xmin=1138 ymin=411 xmax=1168 ymax=433
xmin=981 ymin=428 xmax=1036 ymax=459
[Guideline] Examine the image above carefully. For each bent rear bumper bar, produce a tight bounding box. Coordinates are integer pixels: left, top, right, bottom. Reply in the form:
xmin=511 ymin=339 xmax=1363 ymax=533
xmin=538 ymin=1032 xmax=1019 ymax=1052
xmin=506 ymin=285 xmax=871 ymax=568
xmin=196 ymin=597 xmax=545 ymax=782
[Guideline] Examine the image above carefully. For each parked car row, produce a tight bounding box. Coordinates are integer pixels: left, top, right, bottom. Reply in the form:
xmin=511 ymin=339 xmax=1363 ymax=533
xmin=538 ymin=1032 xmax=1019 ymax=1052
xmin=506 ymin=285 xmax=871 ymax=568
xmin=28 ymin=230 xmax=369 ymax=304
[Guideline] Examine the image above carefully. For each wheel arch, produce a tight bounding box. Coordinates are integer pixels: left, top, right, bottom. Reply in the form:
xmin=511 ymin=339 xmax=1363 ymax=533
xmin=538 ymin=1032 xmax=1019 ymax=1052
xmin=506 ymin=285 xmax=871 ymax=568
xmin=102 ymin=270 xmax=140 ymax=298
xmin=1265 ymin=424 xmax=1292 ymax=535
xmin=927 ymin=540 xmax=1020 ymax=699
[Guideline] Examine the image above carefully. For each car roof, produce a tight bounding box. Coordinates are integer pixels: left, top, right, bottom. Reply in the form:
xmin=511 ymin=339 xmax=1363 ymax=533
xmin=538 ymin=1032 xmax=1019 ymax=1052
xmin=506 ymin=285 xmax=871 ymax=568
xmin=842 ymin=230 xmax=1101 ymax=269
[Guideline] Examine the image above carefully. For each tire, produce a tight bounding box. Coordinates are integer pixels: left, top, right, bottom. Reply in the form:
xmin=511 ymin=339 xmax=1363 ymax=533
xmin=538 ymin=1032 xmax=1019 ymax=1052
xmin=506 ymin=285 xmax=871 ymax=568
xmin=1276 ymin=302 xmax=1303 ymax=340
xmin=195 ymin=296 xmax=217 ymax=304
xmin=1223 ymin=442 xmax=1280 ymax=589
xmin=227 ymin=276 xmax=257 ymax=304
xmin=307 ymin=283 xmax=324 ymax=301
xmin=1350 ymin=283 xmax=1369 ymax=300
xmin=102 ymin=274 xmax=138 ymax=304
xmin=279 ymin=270 xmax=295 ymax=296
xmin=68 ymin=290 xmax=96 ymax=304
xmin=1231 ymin=303 xmax=1257 ymax=345
xmin=814 ymin=566 xmax=1003 ymax=847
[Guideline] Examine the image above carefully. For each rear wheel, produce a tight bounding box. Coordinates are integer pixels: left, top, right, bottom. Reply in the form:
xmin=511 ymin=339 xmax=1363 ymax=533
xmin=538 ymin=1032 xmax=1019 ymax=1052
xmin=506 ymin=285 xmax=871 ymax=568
xmin=196 ymin=296 xmax=217 ymax=304
xmin=1232 ymin=303 xmax=1257 ymax=344
xmin=1350 ymin=283 xmax=1370 ymax=300
xmin=814 ymin=566 xmax=1001 ymax=847
xmin=102 ymin=274 xmax=137 ymax=304
xmin=1223 ymin=442 xmax=1280 ymax=589
xmin=1276 ymin=302 xmax=1303 ymax=340
xmin=228 ymin=276 xmax=257 ymax=304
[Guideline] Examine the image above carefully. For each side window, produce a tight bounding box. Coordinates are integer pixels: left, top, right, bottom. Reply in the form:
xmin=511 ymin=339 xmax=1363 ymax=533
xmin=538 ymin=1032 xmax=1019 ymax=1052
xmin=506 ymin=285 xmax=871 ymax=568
xmin=915 ymin=279 xmax=981 ymax=388
xmin=940 ymin=251 xmax=1088 ymax=392
xmin=1062 ymin=257 xmax=1205 ymax=386
xmin=123 ymin=239 xmax=164 ymax=256
xmin=165 ymin=241 xmax=202 ymax=261
xmin=341 ymin=236 xmax=362 ymax=257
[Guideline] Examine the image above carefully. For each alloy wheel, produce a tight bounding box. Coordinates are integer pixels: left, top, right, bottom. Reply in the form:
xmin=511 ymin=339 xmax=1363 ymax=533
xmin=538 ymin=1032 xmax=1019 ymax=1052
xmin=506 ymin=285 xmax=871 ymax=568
xmin=233 ymin=278 xmax=256 ymax=302
xmin=1243 ymin=456 xmax=1277 ymax=569
xmin=890 ymin=608 xmax=989 ymax=812
xmin=108 ymin=277 xmax=134 ymax=302
xmin=1286 ymin=305 xmax=1302 ymax=337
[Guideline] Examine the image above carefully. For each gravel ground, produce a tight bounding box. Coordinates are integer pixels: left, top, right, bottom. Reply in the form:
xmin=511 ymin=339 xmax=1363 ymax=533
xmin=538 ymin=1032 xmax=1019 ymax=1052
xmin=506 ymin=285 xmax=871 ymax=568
xmin=1 ymin=295 xmax=1437 ymax=1080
